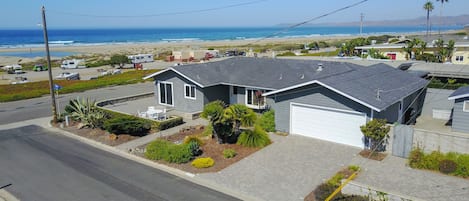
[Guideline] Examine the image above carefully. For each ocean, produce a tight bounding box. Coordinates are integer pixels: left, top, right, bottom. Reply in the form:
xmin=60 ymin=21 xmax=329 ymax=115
xmin=0 ymin=26 xmax=463 ymax=49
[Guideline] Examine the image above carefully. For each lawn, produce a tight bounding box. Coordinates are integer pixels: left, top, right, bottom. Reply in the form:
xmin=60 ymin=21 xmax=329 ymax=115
xmin=0 ymin=69 xmax=158 ymax=102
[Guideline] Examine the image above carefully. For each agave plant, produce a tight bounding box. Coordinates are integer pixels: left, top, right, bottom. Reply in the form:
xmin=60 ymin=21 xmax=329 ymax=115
xmin=67 ymin=97 xmax=107 ymax=128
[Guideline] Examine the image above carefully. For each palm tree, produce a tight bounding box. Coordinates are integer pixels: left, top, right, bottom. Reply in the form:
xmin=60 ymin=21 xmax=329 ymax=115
xmin=436 ymin=0 xmax=449 ymax=35
xmin=223 ymin=104 xmax=257 ymax=137
xmin=423 ymin=1 xmax=434 ymax=37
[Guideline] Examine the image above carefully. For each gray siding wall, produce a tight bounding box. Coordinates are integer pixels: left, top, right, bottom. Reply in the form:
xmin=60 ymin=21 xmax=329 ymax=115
xmin=203 ymin=85 xmax=230 ymax=105
xmin=234 ymin=87 xmax=246 ymax=104
xmin=154 ymin=71 xmax=204 ymax=113
xmin=452 ymin=97 xmax=469 ymax=133
xmin=267 ymin=84 xmax=371 ymax=132
xmin=374 ymin=88 xmax=427 ymax=124
xmin=374 ymin=101 xmax=399 ymax=122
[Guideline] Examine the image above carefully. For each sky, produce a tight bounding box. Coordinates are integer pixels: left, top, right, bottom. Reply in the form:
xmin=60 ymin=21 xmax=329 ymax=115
xmin=1 ymin=0 xmax=468 ymax=29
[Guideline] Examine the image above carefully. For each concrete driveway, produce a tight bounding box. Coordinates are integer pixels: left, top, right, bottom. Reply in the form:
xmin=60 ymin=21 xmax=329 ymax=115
xmin=198 ymin=134 xmax=361 ymax=201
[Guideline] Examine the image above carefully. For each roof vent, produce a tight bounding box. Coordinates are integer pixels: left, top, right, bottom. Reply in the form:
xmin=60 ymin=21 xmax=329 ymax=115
xmin=300 ymin=74 xmax=305 ymax=79
xmin=196 ymin=74 xmax=201 ymax=80
xmin=279 ymin=73 xmax=283 ymax=80
xmin=317 ymin=63 xmax=323 ymax=72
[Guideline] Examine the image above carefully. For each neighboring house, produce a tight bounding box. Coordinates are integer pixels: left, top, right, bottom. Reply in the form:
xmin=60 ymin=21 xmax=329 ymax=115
xmin=144 ymin=57 xmax=428 ymax=148
xmin=448 ymin=86 xmax=469 ymax=133
xmin=355 ymin=42 xmax=469 ymax=64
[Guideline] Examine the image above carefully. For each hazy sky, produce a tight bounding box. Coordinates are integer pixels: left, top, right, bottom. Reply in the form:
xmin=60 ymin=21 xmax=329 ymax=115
xmin=1 ymin=0 xmax=468 ymax=29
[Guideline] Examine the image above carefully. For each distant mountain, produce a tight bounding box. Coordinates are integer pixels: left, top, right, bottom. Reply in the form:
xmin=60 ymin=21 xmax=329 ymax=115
xmin=277 ymin=15 xmax=469 ymax=27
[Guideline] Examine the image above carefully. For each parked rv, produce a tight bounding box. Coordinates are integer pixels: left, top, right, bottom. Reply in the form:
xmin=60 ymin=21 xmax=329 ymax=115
xmin=61 ymin=59 xmax=86 ymax=69
xmin=56 ymin=72 xmax=80 ymax=80
xmin=5 ymin=64 xmax=24 ymax=74
xmin=128 ymin=54 xmax=154 ymax=64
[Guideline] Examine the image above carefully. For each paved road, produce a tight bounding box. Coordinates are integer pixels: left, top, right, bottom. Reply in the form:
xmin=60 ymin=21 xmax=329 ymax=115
xmin=0 ymin=82 xmax=155 ymax=125
xmin=0 ymin=125 xmax=239 ymax=201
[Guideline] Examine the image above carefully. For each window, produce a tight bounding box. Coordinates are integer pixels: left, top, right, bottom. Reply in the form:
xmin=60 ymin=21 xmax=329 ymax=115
xmin=184 ymin=84 xmax=196 ymax=99
xmin=456 ymin=56 xmax=464 ymax=62
xmin=233 ymin=86 xmax=238 ymax=94
xmin=246 ymin=89 xmax=266 ymax=108
xmin=464 ymin=101 xmax=469 ymax=112
xmin=159 ymin=82 xmax=173 ymax=106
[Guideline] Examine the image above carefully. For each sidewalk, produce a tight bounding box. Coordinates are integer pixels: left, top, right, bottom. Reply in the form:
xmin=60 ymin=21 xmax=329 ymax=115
xmin=350 ymin=155 xmax=469 ymax=201
xmin=115 ymin=118 xmax=208 ymax=151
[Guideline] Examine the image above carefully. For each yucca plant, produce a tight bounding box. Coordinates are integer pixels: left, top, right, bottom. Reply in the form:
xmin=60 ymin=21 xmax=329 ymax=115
xmin=67 ymin=97 xmax=107 ymax=128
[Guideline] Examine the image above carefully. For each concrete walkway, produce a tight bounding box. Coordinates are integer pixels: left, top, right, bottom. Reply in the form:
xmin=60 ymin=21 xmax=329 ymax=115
xmin=115 ymin=118 xmax=208 ymax=151
xmin=198 ymin=134 xmax=361 ymax=201
xmin=351 ymin=155 xmax=469 ymax=201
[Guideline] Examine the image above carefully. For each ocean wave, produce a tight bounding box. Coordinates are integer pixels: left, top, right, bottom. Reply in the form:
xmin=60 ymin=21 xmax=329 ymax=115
xmin=49 ymin=40 xmax=75 ymax=44
xmin=161 ymin=38 xmax=201 ymax=42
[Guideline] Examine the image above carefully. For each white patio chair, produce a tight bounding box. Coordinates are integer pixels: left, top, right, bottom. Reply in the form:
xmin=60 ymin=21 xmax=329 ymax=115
xmin=137 ymin=110 xmax=147 ymax=118
xmin=159 ymin=108 xmax=167 ymax=120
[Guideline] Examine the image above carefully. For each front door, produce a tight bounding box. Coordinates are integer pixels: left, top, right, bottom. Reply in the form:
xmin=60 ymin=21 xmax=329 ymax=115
xmin=229 ymin=86 xmax=237 ymax=104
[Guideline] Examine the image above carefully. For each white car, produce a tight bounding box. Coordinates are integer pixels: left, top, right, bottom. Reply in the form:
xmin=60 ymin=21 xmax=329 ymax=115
xmin=56 ymin=72 xmax=80 ymax=80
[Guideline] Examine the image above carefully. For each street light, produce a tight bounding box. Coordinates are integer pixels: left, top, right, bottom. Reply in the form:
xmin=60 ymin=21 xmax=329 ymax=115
xmin=41 ymin=6 xmax=58 ymax=123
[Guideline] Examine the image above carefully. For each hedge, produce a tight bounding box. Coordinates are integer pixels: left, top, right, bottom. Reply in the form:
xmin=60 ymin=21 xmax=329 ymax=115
xmin=103 ymin=116 xmax=151 ymax=136
xmin=145 ymin=139 xmax=192 ymax=164
xmin=409 ymin=147 xmax=469 ymax=177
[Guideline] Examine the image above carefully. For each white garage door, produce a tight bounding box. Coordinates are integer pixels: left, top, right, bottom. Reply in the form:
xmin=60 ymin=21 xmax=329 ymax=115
xmin=290 ymin=103 xmax=366 ymax=148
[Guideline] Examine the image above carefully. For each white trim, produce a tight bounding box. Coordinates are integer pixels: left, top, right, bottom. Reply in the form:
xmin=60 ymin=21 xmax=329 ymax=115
xmin=184 ymin=84 xmax=196 ymax=100
xmin=370 ymin=109 xmax=374 ymax=120
xmin=245 ymin=88 xmax=266 ymax=109
xmin=449 ymin=94 xmax=469 ymax=100
xmin=157 ymin=81 xmax=174 ymax=107
xmin=464 ymin=101 xmax=469 ymax=112
xmin=205 ymin=82 xmax=276 ymax=91
xmin=263 ymin=80 xmax=382 ymax=112
xmin=398 ymin=99 xmax=404 ymax=122
xmin=144 ymin=68 xmax=204 ymax=88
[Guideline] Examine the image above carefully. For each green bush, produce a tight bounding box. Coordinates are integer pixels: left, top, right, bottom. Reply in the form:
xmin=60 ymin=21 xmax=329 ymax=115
xmin=183 ymin=135 xmax=203 ymax=146
xmin=155 ymin=116 xmax=184 ymax=130
xmin=348 ymin=165 xmax=360 ymax=172
xmin=191 ymin=157 xmax=215 ymax=168
xmin=237 ymin=125 xmax=271 ymax=148
xmin=103 ymin=116 xmax=151 ymax=136
xmin=258 ymin=110 xmax=275 ymax=132
xmin=145 ymin=139 xmax=193 ymax=164
xmin=223 ymin=149 xmax=237 ymax=159
xmin=187 ymin=140 xmax=202 ymax=156
xmin=300 ymin=50 xmax=309 ymax=54
xmin=202 ymin=124 xmax=213 ymax=137
xmin=439 ymin=159 xmax=457 ymax=174
xmin=327 ymin=173 xmax=344 ymax=187
xmin=408 ymin=148 xmax=469 ymax=178
xmin=313 ymin=183 xmax=338 ymax=201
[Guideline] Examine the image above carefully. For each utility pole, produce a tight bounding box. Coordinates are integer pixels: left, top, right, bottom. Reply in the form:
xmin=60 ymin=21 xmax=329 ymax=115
xmin=360 ymin=13 xmax=364 ymax=35
xmin=41 ymin=6 xmax=58 ymax=123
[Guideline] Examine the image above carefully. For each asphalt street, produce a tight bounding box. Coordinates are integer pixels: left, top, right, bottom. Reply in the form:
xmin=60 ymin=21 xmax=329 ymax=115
xmin=0 ymin=82 xmax=155 ymax=125
xmin=0 ymin=125 xmax=240 ymax=201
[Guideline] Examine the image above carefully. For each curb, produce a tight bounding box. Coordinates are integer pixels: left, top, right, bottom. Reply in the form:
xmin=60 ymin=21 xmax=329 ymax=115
xmin=43 ymin=121 xmax=261 ymax=201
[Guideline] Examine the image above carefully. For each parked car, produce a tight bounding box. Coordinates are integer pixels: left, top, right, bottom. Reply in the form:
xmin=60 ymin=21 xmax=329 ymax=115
xmin=11 ymin=76 xmax=29 ymax=84
xmin=56 ymin=72 xmax=80 ymax=80
xmin=33 ymin=64 xmax=48 ymax=71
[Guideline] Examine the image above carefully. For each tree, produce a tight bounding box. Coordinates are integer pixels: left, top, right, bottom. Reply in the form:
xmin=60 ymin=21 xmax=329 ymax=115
xmin=200 ymin=100 xmax=229 ymax=144
xmin=402 ymin=38 xmax=425 ymax=60
xmin=341 ymin=37 xmax=370 ymax=56
xmin=110 ymin=54 xmax=130 ymax=66
xmin=360 ymin=119 xmax=390 ymax=152
xmin=223 ymin=104 xmax=257 ymax=137
xmin=436 ymin=0 xmax=449 ymax=34
xmin=423 ymin=1 xmax=434 ymax=37
xmin=435 ymin=39 xmax=455 ymax=62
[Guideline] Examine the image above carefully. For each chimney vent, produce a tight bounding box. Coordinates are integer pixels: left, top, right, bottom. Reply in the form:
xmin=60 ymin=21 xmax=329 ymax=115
xmin=317 ymin=63 xmax=323 ymax=72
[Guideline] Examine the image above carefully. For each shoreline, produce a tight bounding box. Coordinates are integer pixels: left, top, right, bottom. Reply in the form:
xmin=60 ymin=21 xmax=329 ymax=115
xmin=0 ymin=29 xmax=463 ymax=66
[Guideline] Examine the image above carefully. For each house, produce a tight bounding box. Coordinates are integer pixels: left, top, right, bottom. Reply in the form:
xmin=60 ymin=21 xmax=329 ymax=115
xmin=143 ymin=57 xmax=428 ymax=148
xmin=448 ymin=86 xmax=469 ymax=133
xmin=355 ymin=42 xmax=469 ymax=64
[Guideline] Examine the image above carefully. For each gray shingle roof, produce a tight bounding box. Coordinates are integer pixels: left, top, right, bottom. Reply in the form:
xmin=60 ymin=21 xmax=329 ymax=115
xmin=147 ymin=57 xmax=428 ymax=111
xmin=449 ymin=86 xmax=469 ymax=100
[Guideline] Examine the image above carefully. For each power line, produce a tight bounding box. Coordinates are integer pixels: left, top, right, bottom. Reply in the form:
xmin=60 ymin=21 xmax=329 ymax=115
xmin=249 ymin=0 xmax=369 ymax=44
xmin=48 ymin=0 xmax=268 ymax=18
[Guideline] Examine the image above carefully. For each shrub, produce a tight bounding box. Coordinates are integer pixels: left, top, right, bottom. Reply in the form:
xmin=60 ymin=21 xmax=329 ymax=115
xmin=348 ymin=165 xmax=360 ymax=172
xmin=183 ymin=135 xmax=203 ymax=145
xmin=421 ymin=151 xmax=444 ymax=170
xmin=237 ymin=125 xmax=271 ymax=148
xmin=223 ymin=149 xmax=237 ymax=159
xmin=300 ymin=50 xmax=309 ymax=54
xmin=439 ymin=159 xmax=457 ymax=174
xmin=258 ymin=110 xmax=275 ymax=132
xmin=145 ymin=139 xmax=192 ymax=164
xmin=454 ymin=154 xmax=469 ymax=177
xmin=313 ymin=183 xmax=339 ymax=201
xmin=202 ymin=124 xmax=213 ymax=137
xmin=187 ymin=140 xmax=202 ymax=156
xmin=156 ymin=116 xmax=184 ymax=130
xmin=408 ymin=147 xmax=424 ymax=168
xmin=191 ymin=157 xmax=215 ymax=168
xmin=67 ymin=97 xmax=108 ymax=128
xmin=360 ymin=119 xmax=390 ymax=152
xmin=103 ymin=116 xmax=151 ymax=136
xmin=327 ymin=173 xmax=344 ymax=187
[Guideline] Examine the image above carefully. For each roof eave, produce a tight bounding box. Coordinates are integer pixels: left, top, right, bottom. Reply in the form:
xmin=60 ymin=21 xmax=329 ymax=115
xmin=142 ymin=68 xmax=205 ymax=88
xmin=448 ymin=94 xmax=469 ymax=100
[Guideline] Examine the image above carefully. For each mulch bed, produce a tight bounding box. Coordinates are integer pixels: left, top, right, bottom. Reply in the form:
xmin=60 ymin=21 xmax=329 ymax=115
xmin=138 ymin=125 xmax=262 ymax=174
xmin=55 ymin=121 xmax=139 ymax=146
xmin=359 ymin=149 xmax=387 ymax=161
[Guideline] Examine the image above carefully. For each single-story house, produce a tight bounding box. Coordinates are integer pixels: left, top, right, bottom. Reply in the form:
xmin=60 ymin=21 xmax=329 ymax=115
xmin=448 ymin=86 xmax=469 ymax=133
xmin=143 ymin=57 xmax=428 ymax=148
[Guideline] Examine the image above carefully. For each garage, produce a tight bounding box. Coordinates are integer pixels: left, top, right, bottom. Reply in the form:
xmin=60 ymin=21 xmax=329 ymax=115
xmin=290 ymin=103 xmax=367 ymax=148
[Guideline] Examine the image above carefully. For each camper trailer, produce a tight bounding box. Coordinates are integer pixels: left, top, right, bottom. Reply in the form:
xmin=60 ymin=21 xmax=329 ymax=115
xmin=128 ymin=54 xmax=154 ymax=64
xmin=61 ymin=59 xmax=86 ymax=69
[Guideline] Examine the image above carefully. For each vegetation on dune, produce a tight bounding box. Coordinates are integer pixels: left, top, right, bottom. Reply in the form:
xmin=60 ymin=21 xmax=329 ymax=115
xmin=0 ymin=69 xmax=158 ymax=102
